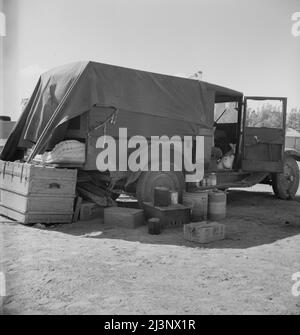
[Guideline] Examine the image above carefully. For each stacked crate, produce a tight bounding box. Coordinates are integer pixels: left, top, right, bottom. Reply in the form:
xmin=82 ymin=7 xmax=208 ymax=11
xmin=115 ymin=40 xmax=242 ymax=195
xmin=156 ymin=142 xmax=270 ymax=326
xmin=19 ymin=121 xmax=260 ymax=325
xmin=0 ymin=161 xmax=77 ymax=225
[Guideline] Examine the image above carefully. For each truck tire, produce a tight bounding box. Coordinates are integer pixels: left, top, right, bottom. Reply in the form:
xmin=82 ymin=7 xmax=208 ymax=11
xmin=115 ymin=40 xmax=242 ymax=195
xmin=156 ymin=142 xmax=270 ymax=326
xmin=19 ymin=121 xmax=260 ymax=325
xmin=136 ymin=171 xmax=185 ymax=205
xmin=272 ymin=155 xmax=299 ymax=200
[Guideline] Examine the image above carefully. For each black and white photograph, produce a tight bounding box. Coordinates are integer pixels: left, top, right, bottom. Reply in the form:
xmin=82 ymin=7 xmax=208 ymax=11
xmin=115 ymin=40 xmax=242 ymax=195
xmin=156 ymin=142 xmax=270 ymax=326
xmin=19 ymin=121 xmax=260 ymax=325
xmin=0 ymin=0 xmax=300 ymax=318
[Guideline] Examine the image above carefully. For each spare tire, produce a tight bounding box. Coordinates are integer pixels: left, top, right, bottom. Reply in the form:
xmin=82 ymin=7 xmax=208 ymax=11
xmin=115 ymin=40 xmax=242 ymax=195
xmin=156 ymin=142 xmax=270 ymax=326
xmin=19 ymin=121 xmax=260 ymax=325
xmin=136 ymin=170 xmax=185 ymax=205
xmin=272 ymin=155 xmax=299 ymax=200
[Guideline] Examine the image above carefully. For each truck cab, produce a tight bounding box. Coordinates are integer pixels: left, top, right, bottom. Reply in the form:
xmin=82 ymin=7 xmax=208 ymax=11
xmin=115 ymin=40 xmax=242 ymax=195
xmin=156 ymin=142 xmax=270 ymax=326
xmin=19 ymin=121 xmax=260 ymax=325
xmin=201 ymin=95 xmax=299 ymax=200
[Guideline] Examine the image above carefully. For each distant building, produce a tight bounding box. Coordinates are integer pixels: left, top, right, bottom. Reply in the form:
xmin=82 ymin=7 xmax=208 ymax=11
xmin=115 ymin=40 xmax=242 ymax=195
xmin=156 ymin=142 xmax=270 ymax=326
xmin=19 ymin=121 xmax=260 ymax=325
xmin=286 ymin=128 xmax=300 ymax=151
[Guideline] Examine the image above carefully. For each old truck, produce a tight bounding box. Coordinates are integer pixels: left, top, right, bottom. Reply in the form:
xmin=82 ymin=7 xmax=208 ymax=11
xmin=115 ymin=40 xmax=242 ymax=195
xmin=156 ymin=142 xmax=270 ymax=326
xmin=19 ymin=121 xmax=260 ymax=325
xmin=1 ymin=61 xmax=299 ymax=204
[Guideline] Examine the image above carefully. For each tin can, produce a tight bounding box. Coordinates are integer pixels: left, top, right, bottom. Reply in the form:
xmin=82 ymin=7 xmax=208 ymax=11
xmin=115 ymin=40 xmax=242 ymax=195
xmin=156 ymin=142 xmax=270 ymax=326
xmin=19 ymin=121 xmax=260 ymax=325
xmin=148 ymin=218 xmax=161 ymax=235
xmin=209 ymin=173 xmax=217 ymax=186
xmin=206 ymin=177 xmax=212 ymax=187
xmin=169 ymin=191 xmax=179 ymax=205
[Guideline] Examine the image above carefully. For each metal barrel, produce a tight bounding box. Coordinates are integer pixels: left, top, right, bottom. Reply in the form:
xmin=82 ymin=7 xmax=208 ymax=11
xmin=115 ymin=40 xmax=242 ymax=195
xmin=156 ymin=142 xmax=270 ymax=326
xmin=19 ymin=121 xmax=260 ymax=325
xmin=182 ymin=191 xmax=208 ymax=222
xmin=208 ymin=190 xmax=227 ymax=221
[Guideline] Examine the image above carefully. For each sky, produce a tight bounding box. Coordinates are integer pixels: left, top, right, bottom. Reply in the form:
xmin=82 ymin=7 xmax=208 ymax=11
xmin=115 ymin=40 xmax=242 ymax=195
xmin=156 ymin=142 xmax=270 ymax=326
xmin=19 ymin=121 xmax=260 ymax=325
xmin=2 ymin=0 xmax=300 ymax=120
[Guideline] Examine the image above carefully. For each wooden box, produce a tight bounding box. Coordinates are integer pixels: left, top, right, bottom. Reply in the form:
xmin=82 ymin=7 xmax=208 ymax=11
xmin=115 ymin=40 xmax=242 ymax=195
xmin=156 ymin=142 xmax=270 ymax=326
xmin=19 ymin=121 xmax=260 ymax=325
xmin=184 ymin=221 xmax=225 ymax=244
xmin=0 ymin=161 xmax=77 ymax=224
xmin=80 ymin=201 xmax=104 ymax=221
xmin=143 ymin=202 xmax=191 ymax=228
xmin=104 ymin=207 xmax=145 ymax=229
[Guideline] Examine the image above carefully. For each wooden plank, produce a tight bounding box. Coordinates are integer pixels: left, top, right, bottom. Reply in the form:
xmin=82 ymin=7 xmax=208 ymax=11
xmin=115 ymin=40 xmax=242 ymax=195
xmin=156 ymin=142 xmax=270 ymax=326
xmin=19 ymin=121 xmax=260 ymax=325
xmin=184 ymin=222 xmax=225 ymax=244
xmin=0 ymin=161 xmax=77 ymax=181
xmin=47 ymin=163 xmax=84 ymax=169
xmin=242 ymin=160 xmax=283 ymax=173
xmin=78 ymin=182 xmax=110 ymax=197
xmin=31 ymin=165 xmax=77 ymax=180
xmin=104 ymin=207 xmax=144 ymax=228
xmin=79 ymin=201 xmax=104 ymax=221
xmin=0 ymin=205 xmax=73 ymax=225
xmin=73 ymin=196 xmax=83 ymax=223
xmin=0 ymin=178 xmax=76 ymax=197
xmin=30 ymin=178 xmax=76 ymax=196
xmin=0 ymin=161 xmax=77 ymax=224
xmin=0 ymin=190 xmax=74 ymax=213
xmin=77 ymin=186 xmax=108 ymax=207
xmin=0 ymin=161 xmax=77 ymax=196
xmin=0 ymin=173 xmax=30 ymax=196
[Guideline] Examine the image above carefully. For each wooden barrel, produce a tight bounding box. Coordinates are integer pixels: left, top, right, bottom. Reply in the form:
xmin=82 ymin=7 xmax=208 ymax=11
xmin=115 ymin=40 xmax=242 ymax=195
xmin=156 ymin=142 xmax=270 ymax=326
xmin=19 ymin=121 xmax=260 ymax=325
xmin=208 ymin=191 xmax=226 ymax=221
xmin=182 ymin=191 xmax=208 ymax=222
xmin=148 ymin=218 xmax=161 ymax=235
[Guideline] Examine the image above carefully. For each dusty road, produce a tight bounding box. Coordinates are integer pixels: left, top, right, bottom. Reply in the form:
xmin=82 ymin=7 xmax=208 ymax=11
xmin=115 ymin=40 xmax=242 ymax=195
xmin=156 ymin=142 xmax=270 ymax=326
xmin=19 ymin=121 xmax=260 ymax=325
xmin=1 ymin=185 xmax=300 ymax=315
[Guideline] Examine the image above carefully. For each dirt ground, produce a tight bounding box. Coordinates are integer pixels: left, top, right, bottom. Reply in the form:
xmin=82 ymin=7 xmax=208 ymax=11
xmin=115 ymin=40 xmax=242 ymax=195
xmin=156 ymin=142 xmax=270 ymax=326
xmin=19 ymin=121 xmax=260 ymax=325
xmin=1 ymin=184 xmax=300 ymax=315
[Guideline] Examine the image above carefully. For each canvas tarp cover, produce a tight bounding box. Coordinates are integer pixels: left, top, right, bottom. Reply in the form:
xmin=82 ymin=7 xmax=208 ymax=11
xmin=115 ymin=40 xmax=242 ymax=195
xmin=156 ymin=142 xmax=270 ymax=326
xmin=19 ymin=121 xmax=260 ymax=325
xmin=1 ymin=61 xmax=242 ymax=161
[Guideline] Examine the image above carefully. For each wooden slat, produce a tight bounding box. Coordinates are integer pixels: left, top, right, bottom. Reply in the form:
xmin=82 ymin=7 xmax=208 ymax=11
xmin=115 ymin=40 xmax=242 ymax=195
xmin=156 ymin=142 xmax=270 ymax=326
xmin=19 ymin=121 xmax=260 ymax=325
xmin=242 ymin=160 xmax=283 ymax=173
xmin=0 ymin=161 xmax=77 ymax=196
xmin=0 ymin=205 xmax=73 ymax=225
xmin=77 ymin=186 xmax=108 ymax=207
xmin=0 ymin=190 xmax=74 ymax=213
xmin=0 ymin=161 xmax=77 ymax=224
xmin=72 ymin=196 xmax=83 ymax=223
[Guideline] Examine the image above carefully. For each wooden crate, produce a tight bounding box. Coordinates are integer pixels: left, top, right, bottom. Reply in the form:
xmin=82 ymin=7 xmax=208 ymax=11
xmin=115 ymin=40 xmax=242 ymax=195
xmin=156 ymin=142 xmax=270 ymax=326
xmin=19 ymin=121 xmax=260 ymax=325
xmin=184 ymin=221 xmax=225 ymax=244
xmin=80 ymin=201 xmax=104 ymax=221
xmin=143 ymin=202 xmax=191 ymax=228
xmin=0 ymin=161 xmax=77 ymax=225
xmin=104 ymin=207 xmax=145 ymax=229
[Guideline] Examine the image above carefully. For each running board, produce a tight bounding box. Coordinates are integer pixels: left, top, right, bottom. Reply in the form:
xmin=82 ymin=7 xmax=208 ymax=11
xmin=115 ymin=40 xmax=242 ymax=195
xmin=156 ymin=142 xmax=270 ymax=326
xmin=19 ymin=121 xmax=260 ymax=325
xmin=195 ymin=172 xmax=269 ymax=191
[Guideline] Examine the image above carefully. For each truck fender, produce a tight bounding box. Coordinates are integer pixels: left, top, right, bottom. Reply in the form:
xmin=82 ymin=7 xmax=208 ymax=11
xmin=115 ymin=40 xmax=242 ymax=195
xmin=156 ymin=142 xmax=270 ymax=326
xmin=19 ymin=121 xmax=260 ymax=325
xmin=284 ymin=149 xmax=300 ymax=162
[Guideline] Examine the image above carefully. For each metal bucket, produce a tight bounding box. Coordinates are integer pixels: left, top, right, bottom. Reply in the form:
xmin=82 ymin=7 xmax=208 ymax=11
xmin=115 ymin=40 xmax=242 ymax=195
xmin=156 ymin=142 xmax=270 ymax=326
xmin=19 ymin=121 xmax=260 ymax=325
xmin=148 ymin=218 xmax=161 ymax=235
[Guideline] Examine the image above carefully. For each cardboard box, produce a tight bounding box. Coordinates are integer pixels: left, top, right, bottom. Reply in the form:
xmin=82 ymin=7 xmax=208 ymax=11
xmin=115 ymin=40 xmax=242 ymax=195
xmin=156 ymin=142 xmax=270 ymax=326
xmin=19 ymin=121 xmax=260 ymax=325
xmin=184 ymin=221 xmax=225 ymax=244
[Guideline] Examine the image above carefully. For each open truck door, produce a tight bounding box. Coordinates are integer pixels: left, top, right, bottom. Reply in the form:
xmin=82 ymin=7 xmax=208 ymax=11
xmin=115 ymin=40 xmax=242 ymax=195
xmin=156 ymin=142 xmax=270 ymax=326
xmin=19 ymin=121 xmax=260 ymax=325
xmin=242 ymin=97 xmax=287 ymax=173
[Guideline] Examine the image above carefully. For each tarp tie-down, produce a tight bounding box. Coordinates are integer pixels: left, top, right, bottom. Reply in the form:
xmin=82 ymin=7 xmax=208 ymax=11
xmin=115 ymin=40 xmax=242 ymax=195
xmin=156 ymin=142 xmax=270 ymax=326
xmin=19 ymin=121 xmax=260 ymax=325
xmin=88 ymin=106 xmax=119 ymax=145
xmin=90 ymin=106 xmax=119 ymax=133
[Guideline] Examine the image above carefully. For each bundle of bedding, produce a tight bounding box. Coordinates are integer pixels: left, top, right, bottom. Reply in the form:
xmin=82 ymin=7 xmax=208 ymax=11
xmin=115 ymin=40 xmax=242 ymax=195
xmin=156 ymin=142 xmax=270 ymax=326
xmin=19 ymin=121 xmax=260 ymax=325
xmin=38 ymin=140 xmax=86 ymax=165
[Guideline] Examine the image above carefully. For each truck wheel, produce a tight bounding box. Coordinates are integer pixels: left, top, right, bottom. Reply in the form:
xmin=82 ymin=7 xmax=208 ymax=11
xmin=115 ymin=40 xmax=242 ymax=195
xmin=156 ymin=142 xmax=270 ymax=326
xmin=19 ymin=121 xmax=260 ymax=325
xmin=272 ymin=156 xmax=299 ymax=200
xmin=136 ymin=171 xmax=185 ymax=205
